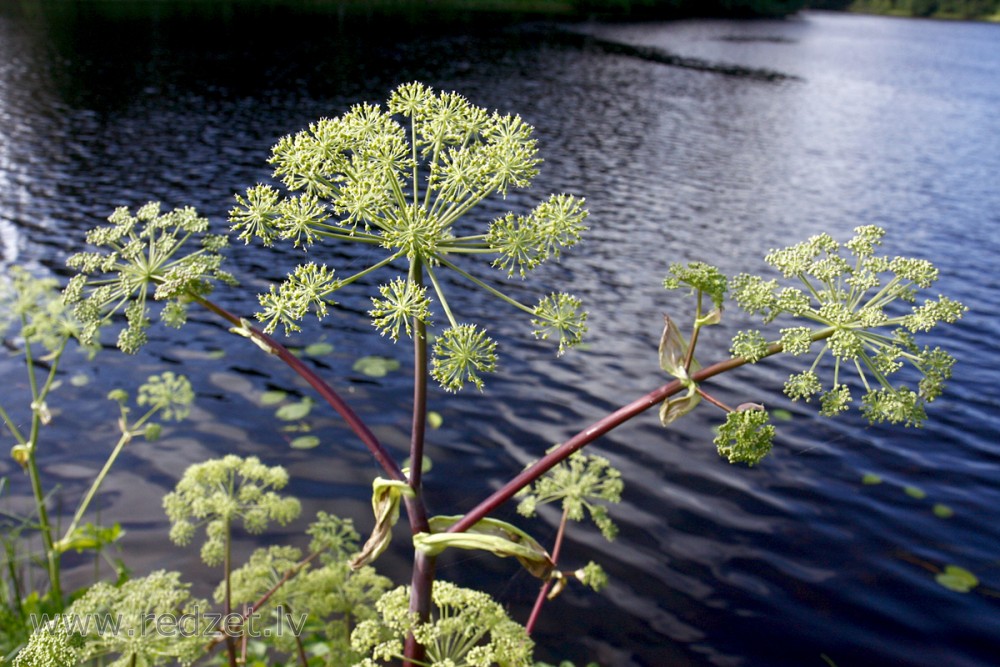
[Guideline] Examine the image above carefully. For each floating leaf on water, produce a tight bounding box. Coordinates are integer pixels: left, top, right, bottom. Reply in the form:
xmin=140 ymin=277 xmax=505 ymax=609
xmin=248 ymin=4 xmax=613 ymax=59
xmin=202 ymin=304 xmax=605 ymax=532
xmin=935 ymin=565 xmax=978 ymax=593
xmin=861 ymin=473 xmax=882 ymax=485
xmin=402 ymin=455 xmax=433 ymax=474
xmin=427 ymin=411 xmax=443 ymax=429
xmin=772 ymin=408 xmax=793 ymax=422
xmin=304 ymin=342 xmax=334 ymax=357
xmin=70 ymin=373 xmax=90 ymax=387
xmin=933 ymin=503 xmax=954 ymax=519
xmin=904 ymin=485 xmax=927 ymax=499
xmin=352 ymin=356 xmax=401 ymax=378
xmin=290 ymin=435 xmax=320 ymax=449
xmin=276 ymin=398 xmax=313 ymax=421
xmin=259 ymin=390 xmax=287 ymax=406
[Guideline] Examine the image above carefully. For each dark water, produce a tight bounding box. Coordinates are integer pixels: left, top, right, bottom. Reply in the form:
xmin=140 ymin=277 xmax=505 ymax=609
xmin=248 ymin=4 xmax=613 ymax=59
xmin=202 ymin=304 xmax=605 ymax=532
xmin=2 ymin=5 xmax=999 ymax=666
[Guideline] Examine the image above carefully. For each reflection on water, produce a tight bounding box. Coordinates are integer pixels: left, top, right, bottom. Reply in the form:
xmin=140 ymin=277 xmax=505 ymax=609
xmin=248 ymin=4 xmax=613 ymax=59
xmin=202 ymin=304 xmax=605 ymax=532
xmin=1 ymin=5 xmax=999 ymax=666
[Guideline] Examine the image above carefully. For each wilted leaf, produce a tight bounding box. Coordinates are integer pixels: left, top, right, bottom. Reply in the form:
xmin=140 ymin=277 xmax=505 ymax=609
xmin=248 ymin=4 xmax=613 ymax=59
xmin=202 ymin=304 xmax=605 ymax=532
xmin=417 ymin=515 xmax=555 ymax=579
xmin=350 ymin=478 xmax=415 ymax=570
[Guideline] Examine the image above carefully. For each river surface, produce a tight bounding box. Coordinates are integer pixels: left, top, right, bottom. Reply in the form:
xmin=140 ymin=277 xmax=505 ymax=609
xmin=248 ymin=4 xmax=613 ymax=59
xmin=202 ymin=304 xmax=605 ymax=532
xmin=1 ymin=5 xmax=999 ymax=666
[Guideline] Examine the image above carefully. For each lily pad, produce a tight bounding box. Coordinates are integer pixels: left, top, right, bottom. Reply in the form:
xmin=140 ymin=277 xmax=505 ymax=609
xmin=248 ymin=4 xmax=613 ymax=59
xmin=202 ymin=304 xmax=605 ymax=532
xmin=932 ymin=504 xmax=954 ymax=519
xmin=935 ymin=565 xmax=978 ymax=593
xmin=276 ymin=398 xmax=313 ymax=421
xmin=772 ymin=408 xmax=793 ymax=422
xmin=260 ymin=390 xmax=287 ymax=406
xmin=290 ymin=435 xmax=320 ymax=450
xmin=304 ymin=342 xmax=334 ymax=357
xmin=353 ymin=356 xmax=401 ymax=378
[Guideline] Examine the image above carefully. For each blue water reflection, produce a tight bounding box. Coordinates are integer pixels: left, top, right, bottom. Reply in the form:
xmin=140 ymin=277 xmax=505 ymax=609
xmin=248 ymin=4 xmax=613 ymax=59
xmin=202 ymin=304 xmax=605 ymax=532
xmin=1 ymin=6 xmax=998 ymax=666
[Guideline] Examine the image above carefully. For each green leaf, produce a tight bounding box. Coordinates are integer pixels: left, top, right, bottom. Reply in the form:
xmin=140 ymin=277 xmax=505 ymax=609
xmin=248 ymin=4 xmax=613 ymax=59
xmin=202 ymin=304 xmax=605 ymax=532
xmin=904 ymin=485 xmax=927 ymax=499
xmin=427 ymin=411 xmax=443 ymax=429
xmin=935 ymin=565 xmax=978 ymax=593
xmin=932 ymin=503 xmax=954 ymax=519
xmin=289 ymin=435 xmax=320 ymax=449
xmin=304 ymin=341 xmax=334 ymax=357
xmin=275 ymin=398 xmax=313 ymax=421
xmin=260 ymin=390 xmax=287 ymax=405
xmin=402 ymin=455 xmax=433 ymax=474
xmin=353 ymin=355 xmax=401 ymax=378
xmin=861 ymin=473 xmax=882 ymax=485
xmin=772 ymin=408 xmax=793 ymax=422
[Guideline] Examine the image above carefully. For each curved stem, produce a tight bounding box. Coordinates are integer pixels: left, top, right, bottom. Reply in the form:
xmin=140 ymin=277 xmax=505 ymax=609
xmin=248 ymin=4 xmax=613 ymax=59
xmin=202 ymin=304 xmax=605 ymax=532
xmin=448 ymin=342 xmax=802 ymax=535
xmin=525 ymin=505 xmax=570 ymax=634
xmin=193 ymin=296 xmax=406 ymax=482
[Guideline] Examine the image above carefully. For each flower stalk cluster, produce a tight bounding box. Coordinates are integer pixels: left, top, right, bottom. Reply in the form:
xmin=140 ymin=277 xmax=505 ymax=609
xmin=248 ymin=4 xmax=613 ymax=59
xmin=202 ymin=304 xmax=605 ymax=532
xmin=230 ymin=82 xmax=589 ymax=391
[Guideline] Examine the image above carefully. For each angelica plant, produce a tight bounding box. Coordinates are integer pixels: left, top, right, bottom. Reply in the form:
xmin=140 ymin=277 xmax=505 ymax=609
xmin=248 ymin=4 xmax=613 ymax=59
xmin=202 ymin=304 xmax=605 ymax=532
xmin=164 ymin=455 xmax=300 ymax=666
xmin=350 ymin=580 xmax=533 ymax=667
xmin=515 ymin=451 xmax=621 ymax=632
xmin=229 ymin=82 xmax=589 ymax=391
xmin=220 ymin=514 xmax=391 ymax=665
xmin=0 ymin=267 xmax=99 ymax=606
xmin=654 ymin=225 xmax=966 ymax=466
xmin=64 ymin=202 xmax=235 ymax=354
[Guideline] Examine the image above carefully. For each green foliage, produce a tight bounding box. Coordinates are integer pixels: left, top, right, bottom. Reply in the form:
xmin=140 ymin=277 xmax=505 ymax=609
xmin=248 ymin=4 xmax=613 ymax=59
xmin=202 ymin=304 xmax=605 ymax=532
xmin=229 ymin=82 xmax=588 ymax=390
xmin=516 ymin=451 xmax=623 ymax=541
xmin=163 ymin=455 xmax=301 ymax=566
xmin=219 ymin=515 xmax=391 ymax=663
xmin=64 ymin=202 xmax=236 ymax=354
xmin=351 ymin=581 xmax=534 ymax=666
xmin=730 ymin=225 xmax=965 ymax=428
xmin=13 ymin=571 xmax=208 ymax=667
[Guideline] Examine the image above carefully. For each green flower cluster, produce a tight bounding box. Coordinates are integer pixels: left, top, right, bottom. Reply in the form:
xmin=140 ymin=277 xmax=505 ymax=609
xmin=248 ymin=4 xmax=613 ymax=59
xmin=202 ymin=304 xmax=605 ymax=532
xmin=63 ymin=202 xmax=236 ymax=354
xmin=163 ymin=455 xmax=301 ymax=566
xmin=351 ymin=581 xmax=533 ymax=666
xmin=728 ymin=225 xmax=965 ymax=426
xmin=229 ymin=82 xmax=589 ymax=391
xmin=13 ymin=571 xmax=208 ymax=667
xmin=1 ymin=266 xmax=91 ymax=355
xmin=221 ymin=514 xmax=391 ymax=663
xmin=516 ymin=451 xmax=623 ymax=541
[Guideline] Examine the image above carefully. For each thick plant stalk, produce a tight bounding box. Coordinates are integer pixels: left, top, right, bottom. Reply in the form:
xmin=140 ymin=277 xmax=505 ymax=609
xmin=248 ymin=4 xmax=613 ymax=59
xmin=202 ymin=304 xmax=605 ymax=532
xmin=403 ymin=262 xmax=434 ymax=666
xmin=447 ymin=349 xmax=780 ymax=535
